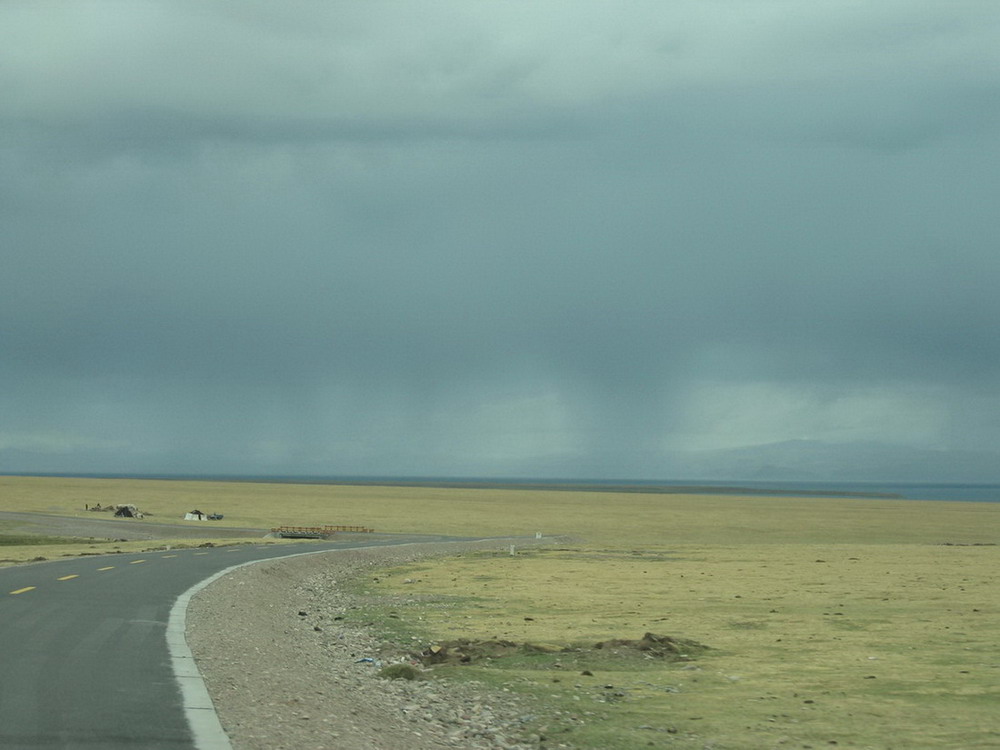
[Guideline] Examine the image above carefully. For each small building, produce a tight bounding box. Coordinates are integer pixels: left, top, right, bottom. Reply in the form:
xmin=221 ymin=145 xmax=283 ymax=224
xmin=184 ymin=509 xmax=207 ymax=521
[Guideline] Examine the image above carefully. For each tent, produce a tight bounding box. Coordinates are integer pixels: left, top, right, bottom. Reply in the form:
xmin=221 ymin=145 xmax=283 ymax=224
xmin=184 ymin=510 xmax=207 ymax=521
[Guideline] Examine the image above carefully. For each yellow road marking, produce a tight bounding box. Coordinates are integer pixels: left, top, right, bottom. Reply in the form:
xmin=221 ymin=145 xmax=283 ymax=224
xmin=162 ymin=554 xmax=178 ymax=558
xmin=193 ymin=552 xmax=209 ymax=556
xmin=10 ymin=587 xmax=36 ymax=595
xmin=97 ymin=566 xmax=114 ymax=571
xmin=129 ymin=559 xmax=146 ymax=565
xmin=57 ymin=575 xmax=79 ymax=581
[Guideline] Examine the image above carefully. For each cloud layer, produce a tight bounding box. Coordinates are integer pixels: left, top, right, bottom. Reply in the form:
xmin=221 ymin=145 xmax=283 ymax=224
xmin=4 ymin=2 xmax=1000 ymax=479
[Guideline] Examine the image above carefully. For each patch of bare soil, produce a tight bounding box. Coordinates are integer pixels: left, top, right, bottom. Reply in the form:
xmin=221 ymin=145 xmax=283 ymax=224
xmin=417 ymin=633 xmax=709 ymax=667
xmin=594 ymin=632 xmax=709 ymax=658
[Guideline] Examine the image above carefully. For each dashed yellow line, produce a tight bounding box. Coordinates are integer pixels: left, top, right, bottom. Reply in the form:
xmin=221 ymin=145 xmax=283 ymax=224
xmin=193 ymin=552 xmax=209 ymax=556
xmin=161 ymin=554 xmax=177 ymax=559
xmin=7 ymin=556 xmax=189 ymax=595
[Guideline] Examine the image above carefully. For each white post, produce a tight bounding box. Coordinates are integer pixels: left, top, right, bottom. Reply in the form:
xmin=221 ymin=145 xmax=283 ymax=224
xmin=509 ymin=544 xmax=516 ymax=556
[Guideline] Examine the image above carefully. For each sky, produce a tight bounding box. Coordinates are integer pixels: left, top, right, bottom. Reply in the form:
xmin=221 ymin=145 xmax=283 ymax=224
xmin=3 ymin=1 xmax=1000 ymax=481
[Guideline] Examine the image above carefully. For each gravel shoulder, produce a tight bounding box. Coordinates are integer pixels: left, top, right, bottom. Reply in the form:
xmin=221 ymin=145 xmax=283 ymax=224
xmin=186 ymin=540 xmax=553 ymax=750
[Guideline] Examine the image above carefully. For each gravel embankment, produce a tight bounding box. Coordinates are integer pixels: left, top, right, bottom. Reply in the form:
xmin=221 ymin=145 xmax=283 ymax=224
xmin=186 ymin=540 xmax=555 ymax=750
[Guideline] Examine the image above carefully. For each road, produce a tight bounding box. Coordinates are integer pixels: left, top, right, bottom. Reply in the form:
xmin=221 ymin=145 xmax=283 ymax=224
xmin=0 ymin=535 xmax=454 ymax=749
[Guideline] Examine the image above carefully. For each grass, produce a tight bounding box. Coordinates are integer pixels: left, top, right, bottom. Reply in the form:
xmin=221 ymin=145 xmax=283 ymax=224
xmin=3 ymin=474 xmax=999 ymax=747
xmin=1 ymin=474 xmax=996 ymax=546
xmin=365 ymin=543 xmax=1000 ymax=749
xmin=0 ymin=519 xmax=118 ymax=562
xmin=0 ymin=532 xmax=94 ymax=547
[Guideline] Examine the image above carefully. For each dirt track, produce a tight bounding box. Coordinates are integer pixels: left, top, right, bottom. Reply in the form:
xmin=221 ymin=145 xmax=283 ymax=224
xmin=0 ymin=510 xmax=267 ymax=541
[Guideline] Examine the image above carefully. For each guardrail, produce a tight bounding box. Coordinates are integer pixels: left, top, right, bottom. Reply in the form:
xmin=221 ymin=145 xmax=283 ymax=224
xmin=270 ymin=525 xmax=375 ymax=538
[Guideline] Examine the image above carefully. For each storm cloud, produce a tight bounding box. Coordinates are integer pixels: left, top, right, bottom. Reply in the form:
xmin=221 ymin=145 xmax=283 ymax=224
xmin=3 ymin=2 xmax=1000 ymax=480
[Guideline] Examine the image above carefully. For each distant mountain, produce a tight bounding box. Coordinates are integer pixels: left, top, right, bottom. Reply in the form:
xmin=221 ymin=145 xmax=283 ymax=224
xmin=671 ymin=439 xmax=1000 ymax=483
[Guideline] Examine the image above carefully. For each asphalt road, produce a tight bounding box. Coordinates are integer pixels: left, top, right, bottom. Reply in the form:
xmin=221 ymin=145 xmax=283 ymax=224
xmin=0 ymin=535 xmax=453 ymax=749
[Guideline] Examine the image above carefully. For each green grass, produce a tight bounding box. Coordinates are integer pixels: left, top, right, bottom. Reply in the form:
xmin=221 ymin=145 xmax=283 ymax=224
xmin=0 ymin=534 xmax=95 ymax=546
xmin=0 ymin=519 xmax=102 ymax=557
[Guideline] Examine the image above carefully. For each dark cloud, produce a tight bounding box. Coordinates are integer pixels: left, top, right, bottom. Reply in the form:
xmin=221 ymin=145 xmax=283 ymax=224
xmin=3 ymin=3 xmax=1000 ymax=479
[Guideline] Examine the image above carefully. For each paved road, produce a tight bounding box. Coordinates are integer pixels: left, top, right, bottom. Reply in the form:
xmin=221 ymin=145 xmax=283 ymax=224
xmin=0 ymin=535 xmax=454 ymax=749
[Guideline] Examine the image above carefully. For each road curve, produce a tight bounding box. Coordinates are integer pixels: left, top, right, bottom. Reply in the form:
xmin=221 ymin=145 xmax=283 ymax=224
xmin=0 ymin=535 xmax=458 ymax=749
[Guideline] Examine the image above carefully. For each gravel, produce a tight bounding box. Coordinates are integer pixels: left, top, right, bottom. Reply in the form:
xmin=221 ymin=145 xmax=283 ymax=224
xmin=186 ymin=540 xmax=555 ymax=750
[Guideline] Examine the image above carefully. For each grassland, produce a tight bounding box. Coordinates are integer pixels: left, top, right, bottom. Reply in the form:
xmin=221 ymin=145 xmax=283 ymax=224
xmin=2 ymin=474 xmax=998 ymax=748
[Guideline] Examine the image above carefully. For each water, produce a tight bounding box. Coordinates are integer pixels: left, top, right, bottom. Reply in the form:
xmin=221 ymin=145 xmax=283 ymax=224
xmin=353 ymin=477 xmax=1000 ymax=502
xmin=258 ymin=476 xmax=1000 ymax=503
xmin=655 ymin=479 xmax=1000 ymax=503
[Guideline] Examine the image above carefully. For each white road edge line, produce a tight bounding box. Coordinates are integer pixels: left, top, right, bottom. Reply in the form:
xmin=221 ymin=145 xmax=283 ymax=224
xmin=166 ymin=548 xmax=346 ymax=750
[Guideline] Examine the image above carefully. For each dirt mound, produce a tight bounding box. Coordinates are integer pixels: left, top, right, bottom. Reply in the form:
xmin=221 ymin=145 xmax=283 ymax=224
xmin=416 ymin=632 xmax=708 ymax=667
xmin=417 ymin=639 xmax=559 ymax=665
xmin=594 ymin=632 xmax=708 ymax=659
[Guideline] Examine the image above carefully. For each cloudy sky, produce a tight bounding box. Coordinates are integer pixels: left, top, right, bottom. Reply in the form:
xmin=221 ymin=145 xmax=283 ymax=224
xmin=3 ymin=2 xmax=999 ymax=481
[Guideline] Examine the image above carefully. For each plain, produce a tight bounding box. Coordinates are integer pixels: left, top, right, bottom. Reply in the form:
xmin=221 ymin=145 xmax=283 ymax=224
xmin=1 ymin=475 xmax=998 ymax=748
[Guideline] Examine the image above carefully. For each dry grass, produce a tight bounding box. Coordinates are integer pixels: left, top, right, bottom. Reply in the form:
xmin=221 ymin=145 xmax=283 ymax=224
xmin=1 ymin=474 xmax=995 ymax=545
xmin=374 ymin=542 xmax=1000 ymax=748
